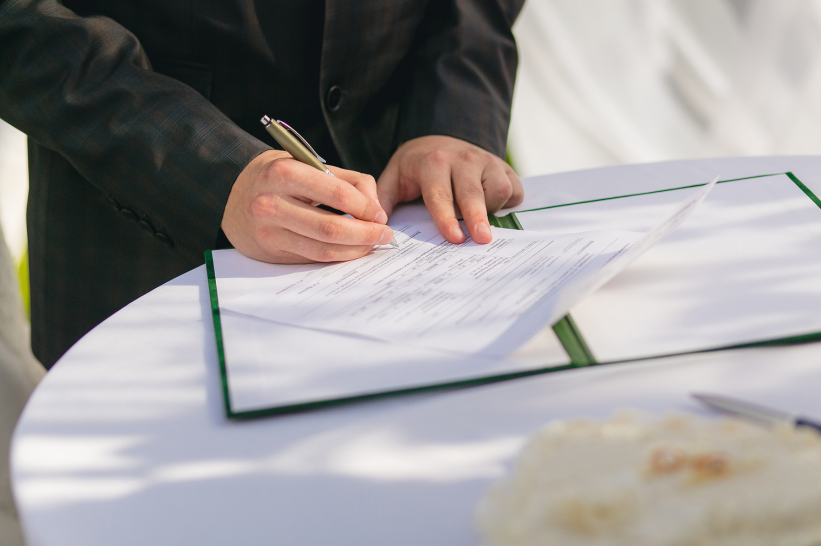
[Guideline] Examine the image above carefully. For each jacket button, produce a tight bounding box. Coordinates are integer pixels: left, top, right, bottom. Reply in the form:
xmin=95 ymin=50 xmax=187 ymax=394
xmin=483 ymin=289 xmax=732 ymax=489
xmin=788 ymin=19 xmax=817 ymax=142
xmin=154 ymin=231 xmax=174 ymax=248
xmin=121 ymin=208 xmax=138 ymax=222
xmin=138 ymin=219 xmax=156 ymax=235
xmin=326 ymin=85 xmax=343 ymax=112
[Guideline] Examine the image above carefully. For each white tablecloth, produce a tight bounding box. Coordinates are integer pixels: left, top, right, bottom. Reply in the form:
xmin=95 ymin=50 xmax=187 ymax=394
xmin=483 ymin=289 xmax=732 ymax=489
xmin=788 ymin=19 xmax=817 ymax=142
xmin=12 ymin=157 xmax=821 ymax=546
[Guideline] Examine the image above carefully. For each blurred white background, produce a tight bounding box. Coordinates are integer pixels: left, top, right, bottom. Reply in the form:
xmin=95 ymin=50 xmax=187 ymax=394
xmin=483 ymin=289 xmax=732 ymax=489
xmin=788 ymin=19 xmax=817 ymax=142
xmin=510 ymin=0 xmax=821 ymax=176
xmin=0 ymin=120 xmax=27 ymax=268
xmin=4 ymin=0 xmax=821 ymax=272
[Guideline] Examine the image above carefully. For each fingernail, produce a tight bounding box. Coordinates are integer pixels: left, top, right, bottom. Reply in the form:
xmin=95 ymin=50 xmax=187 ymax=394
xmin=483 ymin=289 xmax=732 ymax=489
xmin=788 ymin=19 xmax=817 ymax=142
xmin=475 ymin=222 xmax=491 ymax=239
xmin=450 ymin=225 xmax=465 ymax=241
xmin=374 ymin=210 xmax=387 ymax=224
xmin=380 ymin=228 xmax=394 ymax=245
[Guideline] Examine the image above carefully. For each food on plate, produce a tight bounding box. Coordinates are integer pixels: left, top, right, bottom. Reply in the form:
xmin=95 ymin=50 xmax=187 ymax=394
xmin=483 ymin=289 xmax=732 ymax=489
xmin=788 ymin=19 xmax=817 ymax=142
xmin=476 ymin=411 xmax=821 ymax=546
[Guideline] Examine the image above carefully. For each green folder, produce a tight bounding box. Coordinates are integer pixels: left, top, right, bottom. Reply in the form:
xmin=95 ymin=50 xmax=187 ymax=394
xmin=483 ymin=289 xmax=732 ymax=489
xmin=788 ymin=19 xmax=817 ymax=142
xmin=207 ymin=171 xmax=821 ymax=419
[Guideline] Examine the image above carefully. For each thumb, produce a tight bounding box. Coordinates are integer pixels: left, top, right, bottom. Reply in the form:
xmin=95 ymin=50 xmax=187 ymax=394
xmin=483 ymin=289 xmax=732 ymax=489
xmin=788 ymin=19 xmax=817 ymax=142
xmin=376 ymin=162 xmax=401 ymax=217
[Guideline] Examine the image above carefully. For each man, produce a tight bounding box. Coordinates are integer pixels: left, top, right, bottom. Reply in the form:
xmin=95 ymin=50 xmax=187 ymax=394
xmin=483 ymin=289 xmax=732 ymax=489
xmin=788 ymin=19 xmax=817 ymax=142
xmin=0 ymin=0 xmax=525 ymax=368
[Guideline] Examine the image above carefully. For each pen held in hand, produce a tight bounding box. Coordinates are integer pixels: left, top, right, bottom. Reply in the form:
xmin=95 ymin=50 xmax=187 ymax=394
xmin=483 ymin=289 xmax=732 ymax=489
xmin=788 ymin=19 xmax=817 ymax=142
xmin=260 ymin=116 xmax=399 ymax=248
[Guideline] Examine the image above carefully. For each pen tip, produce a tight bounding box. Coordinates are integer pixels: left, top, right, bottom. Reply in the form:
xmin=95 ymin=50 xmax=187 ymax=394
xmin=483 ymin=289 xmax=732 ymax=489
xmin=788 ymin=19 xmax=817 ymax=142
xmin=390 ymin=239 xmax=399 ymax=248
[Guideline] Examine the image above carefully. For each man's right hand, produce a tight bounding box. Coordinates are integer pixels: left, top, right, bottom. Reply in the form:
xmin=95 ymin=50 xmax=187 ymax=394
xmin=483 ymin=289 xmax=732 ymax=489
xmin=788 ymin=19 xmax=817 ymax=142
xmin=222 ymin=150 xmax=394 ymax=264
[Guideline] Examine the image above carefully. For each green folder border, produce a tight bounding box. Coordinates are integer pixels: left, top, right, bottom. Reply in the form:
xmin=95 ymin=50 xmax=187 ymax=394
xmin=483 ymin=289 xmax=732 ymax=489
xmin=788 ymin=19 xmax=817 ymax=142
xmin=207 ymin=171 xmax=821 ymax=420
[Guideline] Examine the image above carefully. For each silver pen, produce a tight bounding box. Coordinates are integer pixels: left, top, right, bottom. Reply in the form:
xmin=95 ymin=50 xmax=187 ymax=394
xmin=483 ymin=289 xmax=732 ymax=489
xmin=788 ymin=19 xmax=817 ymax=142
xmin=260 ymin=116 xmax=399 ymax=248
xmin=692 ymin=392 xmax=821 ymax=433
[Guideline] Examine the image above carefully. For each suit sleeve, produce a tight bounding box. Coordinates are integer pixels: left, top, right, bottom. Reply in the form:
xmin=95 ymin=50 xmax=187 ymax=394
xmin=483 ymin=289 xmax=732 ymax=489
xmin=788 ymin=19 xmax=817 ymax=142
xmin=395 ymin=0 xmax=525 ymax=159
xmin=0 ymin=0 xmax=271 ymax=261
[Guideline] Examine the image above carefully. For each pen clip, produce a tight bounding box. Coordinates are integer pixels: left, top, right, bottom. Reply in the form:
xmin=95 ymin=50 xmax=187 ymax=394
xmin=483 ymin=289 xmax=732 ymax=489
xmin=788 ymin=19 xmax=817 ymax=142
xmin=276 ymin=120 xmax=326 ymax=164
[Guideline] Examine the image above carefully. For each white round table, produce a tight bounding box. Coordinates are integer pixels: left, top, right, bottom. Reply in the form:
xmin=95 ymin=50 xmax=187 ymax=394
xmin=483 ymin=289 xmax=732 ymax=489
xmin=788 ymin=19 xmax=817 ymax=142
xmin=13 ymin=157 xmax=821 ymax=546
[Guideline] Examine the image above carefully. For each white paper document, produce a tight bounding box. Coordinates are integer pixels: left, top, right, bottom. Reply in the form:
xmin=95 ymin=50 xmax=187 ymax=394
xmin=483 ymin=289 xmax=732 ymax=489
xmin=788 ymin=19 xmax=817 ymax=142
xmin=219 ymin=179 xmax=716 ymax=356
xmin=516 ymin=172 xmax=821 ymax=361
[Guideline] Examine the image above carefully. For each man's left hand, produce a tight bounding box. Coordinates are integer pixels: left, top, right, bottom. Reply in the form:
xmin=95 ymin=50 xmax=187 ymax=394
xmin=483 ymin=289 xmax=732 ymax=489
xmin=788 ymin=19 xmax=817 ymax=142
xmin=377 ymin=135 xmax=524 ymax=245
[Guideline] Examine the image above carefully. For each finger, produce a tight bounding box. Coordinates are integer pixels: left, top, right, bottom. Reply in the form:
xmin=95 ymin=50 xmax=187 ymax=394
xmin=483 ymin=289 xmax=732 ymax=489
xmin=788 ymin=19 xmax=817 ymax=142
xmin=481 ymin=160 xmax=514 ymax=215
xmin=376 ymin=162 xmax=401 ymax=218
xmin=328 ymin=165 xmax=381 ymax=206
xmin=279 ymin=197 xmax=395 ymax=246
xmin=503 ymin=164 xmax=524 ymax=209
xmin=417 ymin=151 xmax=465 ymax=243
xmin=281 ymin=162 xmax=386 ymax=224
xmin=256 ymin=225 xmax=375 ymax=263
xmin=452 ymin=152 xmax=492 ymax=244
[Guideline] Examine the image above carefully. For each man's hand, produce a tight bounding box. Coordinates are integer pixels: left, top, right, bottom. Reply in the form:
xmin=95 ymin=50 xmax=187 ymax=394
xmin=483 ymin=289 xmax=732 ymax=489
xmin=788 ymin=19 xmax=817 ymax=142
xmin=222 ymin=150 xmax=394 ymax=264
xmin=377 ymin=135 xmax=524 ymax=244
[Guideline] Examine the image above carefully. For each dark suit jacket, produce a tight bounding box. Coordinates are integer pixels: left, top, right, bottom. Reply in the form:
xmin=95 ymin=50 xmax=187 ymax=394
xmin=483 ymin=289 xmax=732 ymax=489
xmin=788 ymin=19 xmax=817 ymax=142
xmin=0 ymin=0 xmax=524 ymax=368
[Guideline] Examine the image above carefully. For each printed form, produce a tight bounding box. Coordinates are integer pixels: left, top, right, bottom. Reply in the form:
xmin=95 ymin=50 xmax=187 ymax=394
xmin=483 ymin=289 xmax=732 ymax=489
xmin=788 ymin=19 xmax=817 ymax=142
xmin=220 ymin=179 xmax=716 ymax=356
